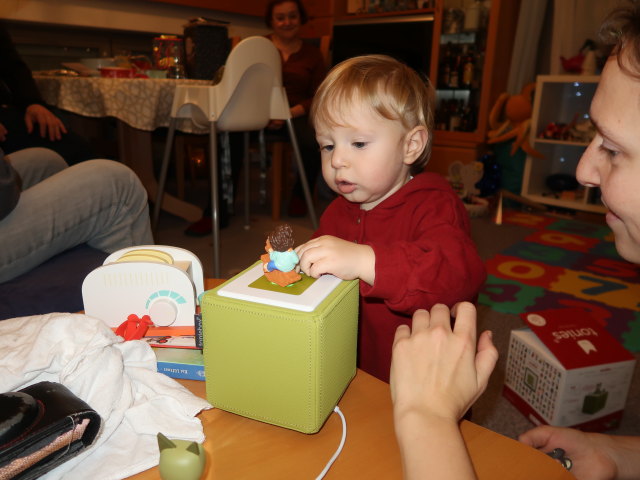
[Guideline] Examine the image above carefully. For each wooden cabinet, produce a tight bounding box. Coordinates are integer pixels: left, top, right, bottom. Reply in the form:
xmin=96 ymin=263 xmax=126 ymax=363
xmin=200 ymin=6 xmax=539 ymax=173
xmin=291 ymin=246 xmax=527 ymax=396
xmin=521 ymin=75 xmax=604 ymax=214
xmin=145 ymin=0 xmax=333 ymax=22
xmin=428 ymin=0 xmax=520 ymax=175
xmin=146 ymin=0 xmax=266 ymax=16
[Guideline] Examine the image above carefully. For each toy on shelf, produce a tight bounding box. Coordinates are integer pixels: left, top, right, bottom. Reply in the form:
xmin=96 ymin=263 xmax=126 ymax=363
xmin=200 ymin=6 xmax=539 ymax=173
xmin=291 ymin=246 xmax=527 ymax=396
xmin=538 ymin=113 xmax=596 ymax=143
xmin=487 ymin=83 xmax=544 ymax=159
xmin=561 ymin=39 xmax=597 ymax=74
xmin=448 ymin=160 xmax=489 ymax=217
xmin=260 ymin=224 xmax=302 ymax=288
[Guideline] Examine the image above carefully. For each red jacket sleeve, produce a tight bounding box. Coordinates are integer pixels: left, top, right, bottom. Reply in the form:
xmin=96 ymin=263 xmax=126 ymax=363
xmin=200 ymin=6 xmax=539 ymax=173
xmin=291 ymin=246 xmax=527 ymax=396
xmin=361 ymin=194 xmax=486 ymax=314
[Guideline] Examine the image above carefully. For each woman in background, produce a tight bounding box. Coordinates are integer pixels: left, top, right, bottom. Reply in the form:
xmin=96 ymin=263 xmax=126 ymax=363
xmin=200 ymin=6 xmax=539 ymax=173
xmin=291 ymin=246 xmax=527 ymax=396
xmin=185 ymin=0 xmax=326 ymax=235
xmin=265 ymin=0 xmax=327 ymax=216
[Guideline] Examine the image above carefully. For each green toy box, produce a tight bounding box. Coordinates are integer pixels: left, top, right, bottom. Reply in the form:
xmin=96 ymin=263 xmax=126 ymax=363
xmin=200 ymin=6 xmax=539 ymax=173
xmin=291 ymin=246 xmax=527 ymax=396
xmin=200 ymin=262 xmax=359 ymax=434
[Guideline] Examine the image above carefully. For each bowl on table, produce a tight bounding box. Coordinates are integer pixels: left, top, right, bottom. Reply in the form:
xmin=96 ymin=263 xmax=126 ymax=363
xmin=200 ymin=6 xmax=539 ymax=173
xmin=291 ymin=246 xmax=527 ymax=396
xmin=80 ymin=57 xmax=115 ymax=76
xmin=99 ymin=67 xmax=137 ymax=78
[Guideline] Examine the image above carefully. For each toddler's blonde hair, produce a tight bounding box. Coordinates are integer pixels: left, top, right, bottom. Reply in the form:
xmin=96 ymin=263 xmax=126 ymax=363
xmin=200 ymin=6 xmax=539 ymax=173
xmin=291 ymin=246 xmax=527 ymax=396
xmin=310 ymin=54 xmax=435 ymax=173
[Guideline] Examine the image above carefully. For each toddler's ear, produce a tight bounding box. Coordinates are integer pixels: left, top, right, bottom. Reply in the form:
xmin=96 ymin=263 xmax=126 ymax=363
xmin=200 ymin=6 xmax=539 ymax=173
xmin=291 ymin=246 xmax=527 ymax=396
xmin=403 ymin=126 xmax=428 ymax=165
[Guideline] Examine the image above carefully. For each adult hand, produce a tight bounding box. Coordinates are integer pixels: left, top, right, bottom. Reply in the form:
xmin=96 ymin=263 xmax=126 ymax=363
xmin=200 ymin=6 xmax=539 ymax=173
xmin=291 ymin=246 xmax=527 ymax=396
xmin=0 ymin=123 xmax=7 ymax=142
xmin=389 ymin=304 xmax=497 ymax=480
xmin=390 ymin=303 xmax=498 ymax=423
xmin=519 ymin=426 xmax=625 ymax=479
xmin=24 ymin=104 xmax=67 ymax=141
xmin=295 ymin=235 xmax=375 ymax=284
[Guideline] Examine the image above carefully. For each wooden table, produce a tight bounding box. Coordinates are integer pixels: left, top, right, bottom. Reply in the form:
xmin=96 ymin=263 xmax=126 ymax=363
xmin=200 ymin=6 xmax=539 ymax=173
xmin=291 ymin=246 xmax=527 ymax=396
xmin=132 ymin=373 xmax=573 ymax=479
xmin=128 ymin=278 xmax=573 ymax=479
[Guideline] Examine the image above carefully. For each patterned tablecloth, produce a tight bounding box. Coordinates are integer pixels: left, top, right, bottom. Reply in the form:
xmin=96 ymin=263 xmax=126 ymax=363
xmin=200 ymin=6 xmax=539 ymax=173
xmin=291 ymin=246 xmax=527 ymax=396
xmin=34 ymin=75 xmax=211 ymax=133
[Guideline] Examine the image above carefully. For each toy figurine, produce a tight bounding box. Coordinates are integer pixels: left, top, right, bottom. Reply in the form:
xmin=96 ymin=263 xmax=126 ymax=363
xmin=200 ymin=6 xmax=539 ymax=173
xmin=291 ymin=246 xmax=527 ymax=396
xmin=157 ymin=433 xmax=206 ymax=480
xmin=260 ymin=224 xmax=302 ymax=287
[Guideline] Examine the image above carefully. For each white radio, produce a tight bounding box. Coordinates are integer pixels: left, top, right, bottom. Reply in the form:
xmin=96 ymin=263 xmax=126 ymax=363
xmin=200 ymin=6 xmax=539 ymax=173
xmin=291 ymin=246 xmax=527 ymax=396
xmin=82 ymin=245 xmax=204 ymax=329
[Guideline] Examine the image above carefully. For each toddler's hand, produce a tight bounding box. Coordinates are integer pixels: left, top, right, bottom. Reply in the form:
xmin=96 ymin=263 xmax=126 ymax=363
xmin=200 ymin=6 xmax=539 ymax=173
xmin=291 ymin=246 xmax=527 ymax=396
xmin=295 ymin=235 xmax=374 ymax=284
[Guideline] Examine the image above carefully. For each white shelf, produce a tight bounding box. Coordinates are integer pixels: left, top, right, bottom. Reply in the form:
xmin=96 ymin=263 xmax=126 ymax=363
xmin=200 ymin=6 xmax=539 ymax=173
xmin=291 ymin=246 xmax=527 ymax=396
xmin=521 ymin=75 xmax=604 ymax=214
xmin=534 ymin=138 xmax=590 ymax=148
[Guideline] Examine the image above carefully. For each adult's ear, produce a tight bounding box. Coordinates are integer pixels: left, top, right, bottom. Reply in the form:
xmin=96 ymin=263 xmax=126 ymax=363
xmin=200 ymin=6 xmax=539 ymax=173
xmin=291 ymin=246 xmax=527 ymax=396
xmin=403 ymin=126 xmax=428 ymax=165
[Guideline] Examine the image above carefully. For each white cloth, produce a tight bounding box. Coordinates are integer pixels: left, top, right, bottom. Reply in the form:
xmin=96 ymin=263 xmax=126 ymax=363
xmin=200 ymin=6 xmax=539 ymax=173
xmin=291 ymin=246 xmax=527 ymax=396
xmin=0 ymin=313 xmax=212 ymax=480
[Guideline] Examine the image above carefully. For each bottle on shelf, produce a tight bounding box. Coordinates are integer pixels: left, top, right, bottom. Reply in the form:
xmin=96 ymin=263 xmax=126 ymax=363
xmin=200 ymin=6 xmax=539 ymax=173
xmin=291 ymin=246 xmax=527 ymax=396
xmin=463 ymin=0 xmax=486 ymax=31
xmin=462 ymin=52 xmax=474 ymax=87
xmin=449 ymin=56 xmax=460 ymax=88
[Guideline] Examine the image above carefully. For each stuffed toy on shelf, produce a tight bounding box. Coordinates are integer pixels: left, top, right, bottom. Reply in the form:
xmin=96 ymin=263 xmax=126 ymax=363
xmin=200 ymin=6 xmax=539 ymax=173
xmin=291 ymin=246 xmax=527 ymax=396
xmin=487 ymin=82 xmax=544 ymax=159
xmin=486 ymin=83 xmax=544 ymax=196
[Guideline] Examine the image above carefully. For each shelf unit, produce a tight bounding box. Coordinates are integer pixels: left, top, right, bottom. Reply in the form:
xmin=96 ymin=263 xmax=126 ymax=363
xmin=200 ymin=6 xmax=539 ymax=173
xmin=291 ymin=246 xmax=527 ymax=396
xmin=429 ymin=0 xmax=521 ymax=175
xmin=521 ymin=75 xmax=605 ymax=214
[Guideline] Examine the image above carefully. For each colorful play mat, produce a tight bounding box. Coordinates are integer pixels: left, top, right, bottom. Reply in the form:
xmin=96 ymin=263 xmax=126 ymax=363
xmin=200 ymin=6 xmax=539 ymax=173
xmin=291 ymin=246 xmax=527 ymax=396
xmin=479 ymin=211 xmax=640 ymax=352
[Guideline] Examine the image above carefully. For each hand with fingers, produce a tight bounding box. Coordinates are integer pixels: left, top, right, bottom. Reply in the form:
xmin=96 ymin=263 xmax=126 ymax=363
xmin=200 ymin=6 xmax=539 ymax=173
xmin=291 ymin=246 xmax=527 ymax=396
xmin=389 ymin=303 xmax=498 ymax=480
xmin=24 ymin=104 xmax=67 ymax=141
xmin=295 ymin=235 xmax=375 ymax=285
xmin=519 ymin=424 xmax=640 ymax=479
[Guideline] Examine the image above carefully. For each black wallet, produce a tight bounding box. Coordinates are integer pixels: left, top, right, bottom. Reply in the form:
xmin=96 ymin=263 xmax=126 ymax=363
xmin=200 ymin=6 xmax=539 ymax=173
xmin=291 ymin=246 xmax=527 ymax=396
xmin=0 ymin=382 xmax=102 ymax=480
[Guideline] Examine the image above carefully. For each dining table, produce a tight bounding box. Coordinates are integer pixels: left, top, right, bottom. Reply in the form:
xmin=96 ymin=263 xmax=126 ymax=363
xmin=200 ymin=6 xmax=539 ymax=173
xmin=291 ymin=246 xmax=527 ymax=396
xmin=34 ymin=75 xmax=211 ymax=222
xmin=129 ymin=375 xmax=575 ymax=479
xmin=124 ymin=278 xmax=575 ymax=480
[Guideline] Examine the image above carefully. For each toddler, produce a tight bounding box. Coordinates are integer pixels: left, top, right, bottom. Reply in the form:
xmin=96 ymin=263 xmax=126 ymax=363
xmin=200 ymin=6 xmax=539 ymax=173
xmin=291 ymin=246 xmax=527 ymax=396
xmin=296 ymin=55 xmax=486 ymax=382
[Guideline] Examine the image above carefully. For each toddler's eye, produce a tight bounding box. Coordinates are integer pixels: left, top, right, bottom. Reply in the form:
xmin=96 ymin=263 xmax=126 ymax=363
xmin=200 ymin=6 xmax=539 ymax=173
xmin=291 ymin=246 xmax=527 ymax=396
xmin=352 ymin=141 xmax=367 ymax=149
xmin=319 ymin=144 xmax=334 ymax=153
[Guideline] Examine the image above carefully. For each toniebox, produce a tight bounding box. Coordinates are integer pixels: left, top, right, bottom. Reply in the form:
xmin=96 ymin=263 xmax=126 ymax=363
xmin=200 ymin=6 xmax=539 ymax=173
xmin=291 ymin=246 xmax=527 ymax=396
xmin=200 ymin=262 xmax=359 ymax=434
xmin=503 ymin=307 xmax=636 ymax=431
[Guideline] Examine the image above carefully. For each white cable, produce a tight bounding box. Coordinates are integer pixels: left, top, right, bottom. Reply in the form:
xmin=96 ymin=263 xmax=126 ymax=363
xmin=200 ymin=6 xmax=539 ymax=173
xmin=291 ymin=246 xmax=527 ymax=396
xmin=315 ymin=406 xmax=347 ymax=480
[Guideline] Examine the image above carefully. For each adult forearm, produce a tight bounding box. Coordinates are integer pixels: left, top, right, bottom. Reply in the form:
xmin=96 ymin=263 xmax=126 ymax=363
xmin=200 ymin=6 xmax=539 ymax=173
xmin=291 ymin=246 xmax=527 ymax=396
xmin=395 ymin=413 xmax=477 ymax=480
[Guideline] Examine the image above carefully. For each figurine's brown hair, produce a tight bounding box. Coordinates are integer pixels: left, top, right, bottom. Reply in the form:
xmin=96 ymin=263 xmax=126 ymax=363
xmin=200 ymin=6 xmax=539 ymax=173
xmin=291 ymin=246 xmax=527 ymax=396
xmin=268 ymin=224 xmax=295 ymax=251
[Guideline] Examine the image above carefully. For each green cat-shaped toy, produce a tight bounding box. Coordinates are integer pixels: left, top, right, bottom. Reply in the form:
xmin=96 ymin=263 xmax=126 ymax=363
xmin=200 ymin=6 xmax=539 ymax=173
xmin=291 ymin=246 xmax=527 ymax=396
xmin=157 ymin=432 xmax=206 ymax=480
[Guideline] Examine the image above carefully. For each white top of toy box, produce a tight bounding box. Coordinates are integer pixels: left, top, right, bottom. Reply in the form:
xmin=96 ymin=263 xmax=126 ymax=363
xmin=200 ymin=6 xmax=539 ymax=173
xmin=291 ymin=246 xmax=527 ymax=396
xmin=217 ymin=263 xmax=342 ymax=312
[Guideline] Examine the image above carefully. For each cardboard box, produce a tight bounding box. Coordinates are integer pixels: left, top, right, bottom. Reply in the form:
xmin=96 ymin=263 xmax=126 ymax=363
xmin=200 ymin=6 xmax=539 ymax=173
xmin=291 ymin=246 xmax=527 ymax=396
xmin=200 ymin=263 xmax=359 ymax=434
xmin=503 ymin=307 xmax=636 ymax=431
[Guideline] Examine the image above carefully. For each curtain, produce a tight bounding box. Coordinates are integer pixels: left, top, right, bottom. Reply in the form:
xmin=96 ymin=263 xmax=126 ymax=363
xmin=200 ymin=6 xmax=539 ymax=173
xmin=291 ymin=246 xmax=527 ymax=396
xmin=506 ymin=0 xmax=549 ymax=94
xmin=507 ymin=0 xmax=621 ymax=93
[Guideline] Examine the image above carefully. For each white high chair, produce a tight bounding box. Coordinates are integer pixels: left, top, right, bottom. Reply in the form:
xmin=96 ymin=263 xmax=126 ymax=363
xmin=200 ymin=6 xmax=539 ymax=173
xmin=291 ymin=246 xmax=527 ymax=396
xmin=152 ymin=36 xmax=318 ymax=278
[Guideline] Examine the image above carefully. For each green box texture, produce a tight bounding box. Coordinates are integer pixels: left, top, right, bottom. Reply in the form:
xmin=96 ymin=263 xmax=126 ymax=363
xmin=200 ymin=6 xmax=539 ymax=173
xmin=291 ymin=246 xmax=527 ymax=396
xmin=200 ymin=267 xmax=359 ymax=434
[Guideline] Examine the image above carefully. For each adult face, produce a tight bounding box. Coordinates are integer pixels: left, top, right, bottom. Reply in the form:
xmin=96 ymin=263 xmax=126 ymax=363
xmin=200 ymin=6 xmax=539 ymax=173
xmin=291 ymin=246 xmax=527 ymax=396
xmin=576 ymin=51 xmax=640 ymax=264
xmin=271 ymin=1 xmax=301 ymax=42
